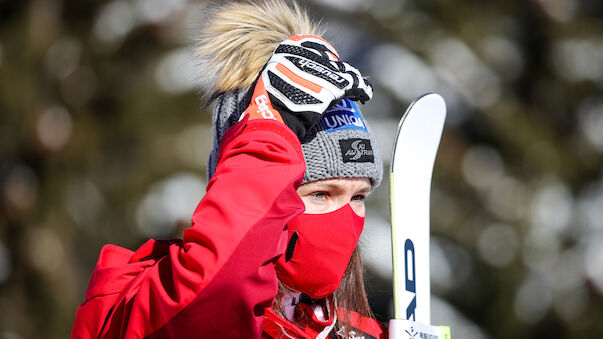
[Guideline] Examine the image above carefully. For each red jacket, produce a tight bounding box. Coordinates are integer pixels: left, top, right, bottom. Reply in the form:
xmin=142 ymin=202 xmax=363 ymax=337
xmin=71 ymin=118 xmax=385 ymax=338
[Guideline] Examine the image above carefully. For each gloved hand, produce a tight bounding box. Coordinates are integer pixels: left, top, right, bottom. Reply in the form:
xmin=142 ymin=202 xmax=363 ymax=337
xmin=242 ymin=35 xmax=373 ymax=138
xmin=264 ymin=34 xmax=373 ymax=113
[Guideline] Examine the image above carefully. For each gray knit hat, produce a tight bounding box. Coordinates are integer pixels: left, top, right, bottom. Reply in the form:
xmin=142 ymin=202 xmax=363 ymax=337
xmin=207 ymin=93 xmax=383 ymax=190
xmin=207 ymin=89 xmax=248 ymax=180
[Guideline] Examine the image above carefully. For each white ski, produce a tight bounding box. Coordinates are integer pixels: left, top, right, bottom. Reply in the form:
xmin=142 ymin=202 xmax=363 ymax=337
xmin=389 ymin=93 xmax=451 ymax=339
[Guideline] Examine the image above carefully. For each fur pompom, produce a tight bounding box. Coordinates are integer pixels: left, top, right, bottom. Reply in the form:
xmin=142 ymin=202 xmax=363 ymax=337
xmin=196 ymin=0 xmax=321 ymax=96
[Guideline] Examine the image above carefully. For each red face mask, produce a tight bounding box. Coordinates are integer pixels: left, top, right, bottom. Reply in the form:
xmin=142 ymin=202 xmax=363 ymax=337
xmin=275 ymin=204 xmax=365 ymax=299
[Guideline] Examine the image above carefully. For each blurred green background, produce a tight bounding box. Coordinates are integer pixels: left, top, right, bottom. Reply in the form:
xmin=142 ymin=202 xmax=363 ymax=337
xmin=1 ymin=0 xmax=603 ymax=338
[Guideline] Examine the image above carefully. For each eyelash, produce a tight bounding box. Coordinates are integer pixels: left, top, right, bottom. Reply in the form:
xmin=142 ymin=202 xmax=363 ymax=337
xmin=310 ymin=192 xmax=366 ymax=201
xmin=352 ymin=194 xmax=366 ymax=201
xmin=311 ymin=192 xmax=328 ymax=199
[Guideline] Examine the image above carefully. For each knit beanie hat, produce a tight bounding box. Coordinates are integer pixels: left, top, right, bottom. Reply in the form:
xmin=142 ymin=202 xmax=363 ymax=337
xmin=207 ymin=93 xmax=383 ymax=190
xmin=198 ymin=0 xmax=382 ymax=189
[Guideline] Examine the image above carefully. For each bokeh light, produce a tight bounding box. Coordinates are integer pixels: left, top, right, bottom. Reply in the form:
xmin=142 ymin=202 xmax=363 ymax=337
xmin=514 ymin=273 xmax=553 ymax=324
xmin=36 ymin=105 xmax=73 ymax=151
xmin=92 ymin=1 xmax=137 ymax=47
xmin=64 ymin=178 xmax=107 ymax=230
xmin=462 ymin=145 xmax=505 ymax=191
xmin=478 ymin=223 xmax=520 ymax=268
xmin=135 ymin=173 xmax=205 ymax=237
xmin=578 ymin=97 xmax=603 ymax=153
xmin=1 ymin=165 xmax=39 ymax=221
xmin=584 ymin=234 xmax=603 ymax=295
xmin=44 ymin=37 xmax=81 ymax=80
xmin=479 ymin=36 xmax=524 ymax=82
xmin=155 ymin=48 xmax=203 ymax=94
xmin=23 ymin=227 xmax=66 ymax=276
xmin=529 ymin=179 xmax=574 ymax=235
xmin=132 ymin=0 xmax=187 ymax=24
xmin=552 ymin=38 xmax=603 ymax=82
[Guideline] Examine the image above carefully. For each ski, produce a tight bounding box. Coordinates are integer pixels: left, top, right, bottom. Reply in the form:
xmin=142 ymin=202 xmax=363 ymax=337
xmin=389 ymin=93 xmax=451 ymax=338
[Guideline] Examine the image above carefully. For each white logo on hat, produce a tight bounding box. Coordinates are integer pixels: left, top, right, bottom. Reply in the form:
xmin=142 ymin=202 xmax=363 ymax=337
xmin=345 ymin=139 xmax=373 ymax=160
xmin=323 ymin=113 xmax=365 ymax=130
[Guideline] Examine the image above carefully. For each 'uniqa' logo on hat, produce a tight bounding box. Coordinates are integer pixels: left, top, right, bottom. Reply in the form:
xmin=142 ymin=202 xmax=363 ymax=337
xmin=321 ymin=99 xmax=367 ymax=133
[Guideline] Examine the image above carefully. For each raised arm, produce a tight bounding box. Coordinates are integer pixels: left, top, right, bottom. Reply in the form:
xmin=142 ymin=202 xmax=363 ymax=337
xmin=71 ymin=117 xmax=306 ymax=339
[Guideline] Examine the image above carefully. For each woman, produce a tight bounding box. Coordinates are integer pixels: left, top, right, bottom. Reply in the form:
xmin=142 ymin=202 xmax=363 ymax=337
xmin=71 ymin=1 xmax=385 ymax=338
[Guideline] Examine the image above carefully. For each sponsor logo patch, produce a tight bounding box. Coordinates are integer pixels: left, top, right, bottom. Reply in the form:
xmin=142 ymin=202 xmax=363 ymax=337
xmin=321 ymin=99 xmax=367 ymax=133
xmin=339 ymin=138 xmax=374 ymax=163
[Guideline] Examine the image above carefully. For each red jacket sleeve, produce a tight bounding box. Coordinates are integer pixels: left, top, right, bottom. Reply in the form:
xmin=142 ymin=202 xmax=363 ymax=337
xmin=71 ymin=118 xmax=306 ymax=339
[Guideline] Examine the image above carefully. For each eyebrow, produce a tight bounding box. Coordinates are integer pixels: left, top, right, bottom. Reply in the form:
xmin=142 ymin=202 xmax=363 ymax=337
xmin=309 ymin=182 xmax=371 ymax=193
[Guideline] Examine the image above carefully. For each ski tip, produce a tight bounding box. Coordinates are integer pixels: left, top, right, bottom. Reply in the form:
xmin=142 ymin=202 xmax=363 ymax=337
xmin=412 ymin=93 xmax=447 ymax=123
xmin=415 ymin=93 xmax=446 ymax=112
xmin=398 ymin=92 xmax=447 ymax=129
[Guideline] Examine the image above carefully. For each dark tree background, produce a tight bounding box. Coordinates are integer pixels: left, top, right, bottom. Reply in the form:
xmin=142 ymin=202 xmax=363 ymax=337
xmin=1 ymin=0 xmax=602 ymax=338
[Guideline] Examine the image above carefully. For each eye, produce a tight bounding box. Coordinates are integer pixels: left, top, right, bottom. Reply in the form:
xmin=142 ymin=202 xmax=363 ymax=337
xmin=351 ymin=194 xmax=366 ymax=202
xmin=311 ymin=191 xmax=329 ymax=200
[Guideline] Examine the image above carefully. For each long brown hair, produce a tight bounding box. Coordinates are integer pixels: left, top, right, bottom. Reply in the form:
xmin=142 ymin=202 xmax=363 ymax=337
xmin=334 ymin=247 xmax=374 ymax=337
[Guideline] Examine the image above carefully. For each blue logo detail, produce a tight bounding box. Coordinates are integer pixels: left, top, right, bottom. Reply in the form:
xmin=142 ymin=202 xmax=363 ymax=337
xmin=405 ymin=239 xmax=416 ymax=320
xmin=321 ymin=99 xmax=367 ymax=133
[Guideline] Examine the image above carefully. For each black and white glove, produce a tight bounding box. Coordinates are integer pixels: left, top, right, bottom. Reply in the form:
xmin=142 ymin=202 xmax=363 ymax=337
xmin=262 ymin=35 xmax=373 ymax=115
xmin=242 ymin=35 xmax=373 ymax=139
